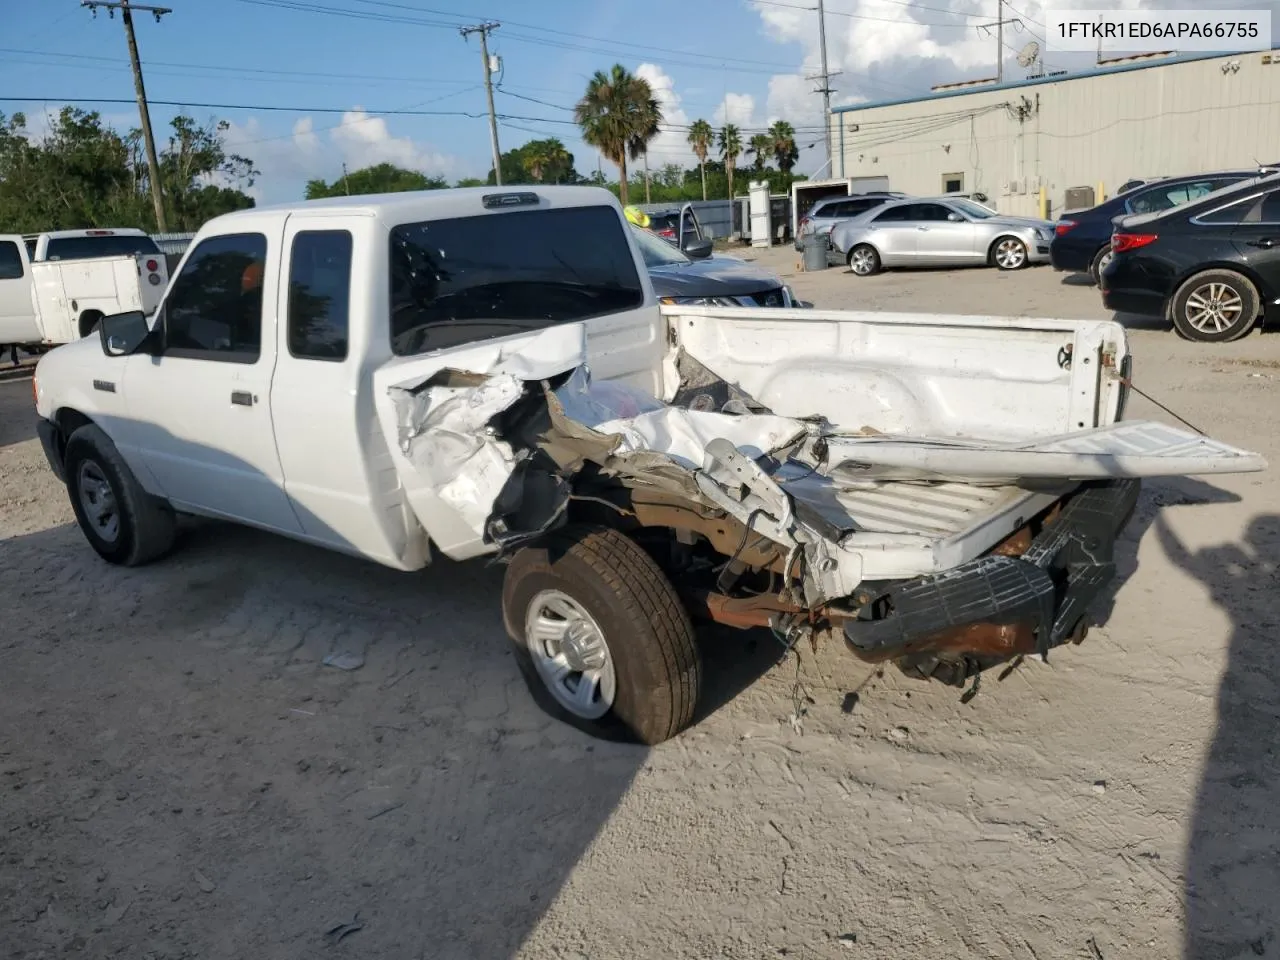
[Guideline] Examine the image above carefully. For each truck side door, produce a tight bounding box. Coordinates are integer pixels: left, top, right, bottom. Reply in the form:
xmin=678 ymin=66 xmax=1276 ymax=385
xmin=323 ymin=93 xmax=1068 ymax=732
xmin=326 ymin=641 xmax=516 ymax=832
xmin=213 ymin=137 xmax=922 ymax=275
xmin=0 ymin=237 xmax=39 ymax=343
xmin=119 ymin=218 xmax=304 ymax=534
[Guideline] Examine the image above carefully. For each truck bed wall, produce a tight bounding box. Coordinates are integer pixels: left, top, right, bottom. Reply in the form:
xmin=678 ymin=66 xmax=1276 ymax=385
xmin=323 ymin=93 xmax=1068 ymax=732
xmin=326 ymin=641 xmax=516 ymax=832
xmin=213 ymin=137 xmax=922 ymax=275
xmin=662 ymin=306 xmax=1128 ymax=440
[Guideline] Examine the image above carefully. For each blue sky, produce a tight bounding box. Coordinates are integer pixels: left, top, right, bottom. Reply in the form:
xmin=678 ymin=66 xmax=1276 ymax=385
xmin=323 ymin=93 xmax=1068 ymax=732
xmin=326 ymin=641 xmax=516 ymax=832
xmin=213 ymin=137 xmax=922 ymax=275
xmin=4 ymin=0 xmax=1277 ymax=203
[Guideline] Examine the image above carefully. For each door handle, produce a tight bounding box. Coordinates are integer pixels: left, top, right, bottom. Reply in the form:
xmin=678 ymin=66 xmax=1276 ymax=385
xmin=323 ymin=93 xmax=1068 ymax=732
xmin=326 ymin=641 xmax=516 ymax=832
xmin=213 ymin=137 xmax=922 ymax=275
xmin=1247 ymin=238 xmax=1276 ymax=248
xmin=231 ymin=390 xmax=255 ymax=407
xmin=916 ymin=225 xmax=929 ymax=231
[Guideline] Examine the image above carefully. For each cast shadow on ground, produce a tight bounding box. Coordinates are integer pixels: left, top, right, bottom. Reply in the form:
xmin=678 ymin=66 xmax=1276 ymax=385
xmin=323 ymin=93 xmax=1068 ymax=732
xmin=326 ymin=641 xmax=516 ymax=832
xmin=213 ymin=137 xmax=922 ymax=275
xmin=1 ymin=415 xmax=777 ymax=959
xmin=0 ymin=366 xmax=37 ymax=450
xmin=1150 ymin=508 xmax=1280 ymax=959
xmin=1002 ymin=476 xmax=1278 ymax=957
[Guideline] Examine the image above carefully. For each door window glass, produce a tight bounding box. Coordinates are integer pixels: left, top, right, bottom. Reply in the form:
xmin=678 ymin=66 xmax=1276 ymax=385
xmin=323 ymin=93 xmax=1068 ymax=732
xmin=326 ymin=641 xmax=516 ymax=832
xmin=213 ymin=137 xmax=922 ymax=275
xmin=0 ymin=241 xmax=24 ymax=280
xmin=288 ymin=231 xmax=352 ymax=361
xmin=163 ymin=232 xmax=267 ymax=363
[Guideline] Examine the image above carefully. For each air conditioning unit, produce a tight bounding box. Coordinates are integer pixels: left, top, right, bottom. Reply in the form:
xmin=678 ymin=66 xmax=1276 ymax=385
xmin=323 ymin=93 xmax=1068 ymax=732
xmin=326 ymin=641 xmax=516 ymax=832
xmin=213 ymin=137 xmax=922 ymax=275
xmin=1064 ymin=186 xmax=1095 ymax=210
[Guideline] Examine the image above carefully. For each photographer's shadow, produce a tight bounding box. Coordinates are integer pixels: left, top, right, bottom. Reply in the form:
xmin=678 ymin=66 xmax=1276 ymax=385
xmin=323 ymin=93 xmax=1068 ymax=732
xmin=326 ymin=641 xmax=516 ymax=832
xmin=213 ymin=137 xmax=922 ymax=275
xmin=1154 ymin=510 xmax=1280 ymax=958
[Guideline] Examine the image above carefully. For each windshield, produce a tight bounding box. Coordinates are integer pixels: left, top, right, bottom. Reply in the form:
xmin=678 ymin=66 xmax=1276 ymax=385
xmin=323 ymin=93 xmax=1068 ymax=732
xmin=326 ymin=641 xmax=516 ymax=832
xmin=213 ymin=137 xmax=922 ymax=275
xmin=388 ymin=205 xmax=645 ymax=357
xmin=630 ymin=224 xmax=690 ymax=268
xmin=44 ymin=234 xmax=160 ymax=261
xmin=949 ymin=198 xmax=996 ymax=219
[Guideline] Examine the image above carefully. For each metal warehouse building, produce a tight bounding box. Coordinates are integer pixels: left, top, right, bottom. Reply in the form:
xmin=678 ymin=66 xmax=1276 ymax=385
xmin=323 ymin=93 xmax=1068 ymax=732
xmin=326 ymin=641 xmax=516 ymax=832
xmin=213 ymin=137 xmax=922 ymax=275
xmin=830 ymin=48 xmax=1280 ymax=218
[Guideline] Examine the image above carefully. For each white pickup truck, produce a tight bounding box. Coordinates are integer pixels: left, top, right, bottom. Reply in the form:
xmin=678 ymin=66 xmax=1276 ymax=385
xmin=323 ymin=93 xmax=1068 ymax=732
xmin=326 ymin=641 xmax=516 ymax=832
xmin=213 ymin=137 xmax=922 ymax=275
xmin=30 ymin=186 xmax=1266 ymax=744
xmin=0 ymin=228 xmax=169 ymax=349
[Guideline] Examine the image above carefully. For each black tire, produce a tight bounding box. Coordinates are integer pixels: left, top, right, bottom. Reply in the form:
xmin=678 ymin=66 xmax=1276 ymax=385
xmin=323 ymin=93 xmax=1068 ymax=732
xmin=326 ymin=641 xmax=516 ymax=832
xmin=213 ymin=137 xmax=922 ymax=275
xmin=847 ymin=244 xmax=881 ymax=276
xmin=64 ymin=424 xmax=177 ymax=566
xmin=1170 ymin=269 xmax=1261 ymax=343
xmin=991 ymin=235 xmax=1028 ymax=270
xmin=502 ymin=525 xmax=701 ymax=745
xmin=1089 ymin=244 xmax=1113 ymax=286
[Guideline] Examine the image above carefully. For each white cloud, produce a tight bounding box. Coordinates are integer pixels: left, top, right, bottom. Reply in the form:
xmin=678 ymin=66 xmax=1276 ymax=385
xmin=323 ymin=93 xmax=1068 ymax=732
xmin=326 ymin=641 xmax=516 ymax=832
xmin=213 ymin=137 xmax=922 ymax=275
xmin=634 ymin=62 xmax=697 ymax=171
xmin=220 ymin=109 xmax=463 ymax=202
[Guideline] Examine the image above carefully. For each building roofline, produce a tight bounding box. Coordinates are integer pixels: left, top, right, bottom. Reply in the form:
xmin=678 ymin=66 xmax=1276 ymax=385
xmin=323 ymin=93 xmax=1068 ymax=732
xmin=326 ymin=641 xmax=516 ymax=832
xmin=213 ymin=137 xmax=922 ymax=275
xmin=832 ymin=48 xmax=1280 ymax=114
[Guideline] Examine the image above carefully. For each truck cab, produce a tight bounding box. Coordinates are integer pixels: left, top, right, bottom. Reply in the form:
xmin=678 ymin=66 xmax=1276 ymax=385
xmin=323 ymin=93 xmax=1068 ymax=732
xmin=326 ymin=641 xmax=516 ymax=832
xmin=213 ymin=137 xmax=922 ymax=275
xmin=30 ymin=186 xmax=1267 ymax=745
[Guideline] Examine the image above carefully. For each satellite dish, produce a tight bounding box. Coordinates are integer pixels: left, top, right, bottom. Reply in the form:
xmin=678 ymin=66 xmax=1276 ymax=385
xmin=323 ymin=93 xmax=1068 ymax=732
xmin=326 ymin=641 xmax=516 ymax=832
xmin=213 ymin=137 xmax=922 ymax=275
xmin=1017 ymin=40 xmax=1040 ymax=68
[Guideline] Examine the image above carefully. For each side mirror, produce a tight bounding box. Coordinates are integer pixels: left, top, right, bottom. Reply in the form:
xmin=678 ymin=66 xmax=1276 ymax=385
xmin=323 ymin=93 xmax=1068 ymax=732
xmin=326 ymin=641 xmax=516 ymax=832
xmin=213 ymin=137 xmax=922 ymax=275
xmin=683 ymin=238 xmax=713 ymax=259
xmin=98 ymin=310 xmax=151 ymax=358
xmin=947 ymin=212 xmax=964 ymax=222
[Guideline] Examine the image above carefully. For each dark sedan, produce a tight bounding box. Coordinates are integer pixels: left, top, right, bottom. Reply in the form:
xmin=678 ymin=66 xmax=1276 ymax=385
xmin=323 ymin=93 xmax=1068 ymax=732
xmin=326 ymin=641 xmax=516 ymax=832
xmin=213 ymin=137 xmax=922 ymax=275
xmin=1050 ymin=170 xmax=1260 ymax=285
xmin=630 ymin=225 xmax=805 ymax=308
xmin=1100 ymin=173 xmax=1280 ymax=342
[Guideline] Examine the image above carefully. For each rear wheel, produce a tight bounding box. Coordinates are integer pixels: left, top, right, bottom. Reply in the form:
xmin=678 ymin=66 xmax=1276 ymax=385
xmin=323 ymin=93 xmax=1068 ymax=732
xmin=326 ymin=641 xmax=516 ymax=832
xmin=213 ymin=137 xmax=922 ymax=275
xmin=1089 ymin=244 xmax=1113 ymax=286
xmin=502 ymin=525 xmax=701 ymax=745
xmin=992 ymin=236 xmax=1028 ymax=270
xmin=1170 ymin=269 xmax=1260 ymax=343
xmin=848 ymin=244 xmax=880 ymax=276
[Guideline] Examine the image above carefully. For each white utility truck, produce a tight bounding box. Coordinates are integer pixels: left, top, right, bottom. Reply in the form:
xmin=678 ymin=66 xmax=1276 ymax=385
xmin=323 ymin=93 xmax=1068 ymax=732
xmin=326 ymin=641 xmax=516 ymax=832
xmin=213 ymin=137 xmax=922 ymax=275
xmin=0 ymin=228 xmax=169 ymax=349
xmin=30 ymin=187 xmax=1266 ymax=744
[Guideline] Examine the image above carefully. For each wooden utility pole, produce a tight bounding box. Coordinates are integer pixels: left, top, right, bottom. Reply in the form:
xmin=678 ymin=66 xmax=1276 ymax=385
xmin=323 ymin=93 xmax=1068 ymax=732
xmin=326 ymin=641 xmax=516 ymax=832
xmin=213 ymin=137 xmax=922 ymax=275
xmin=82 ymin=0 xmax=171 ymax=232
xmin=809 ymin=0 xmax=839 ymax=178
xmin=460 ymin=21 xmax=503 ymax=186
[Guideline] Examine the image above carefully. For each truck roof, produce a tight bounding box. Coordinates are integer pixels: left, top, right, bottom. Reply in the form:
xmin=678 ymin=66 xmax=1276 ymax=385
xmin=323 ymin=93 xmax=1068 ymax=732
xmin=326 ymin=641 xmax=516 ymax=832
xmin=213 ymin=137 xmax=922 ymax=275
xmin=207 ymin=185 xmax=622 ymax=228
xmin=22 ymin=227 xmax=151 ymax=241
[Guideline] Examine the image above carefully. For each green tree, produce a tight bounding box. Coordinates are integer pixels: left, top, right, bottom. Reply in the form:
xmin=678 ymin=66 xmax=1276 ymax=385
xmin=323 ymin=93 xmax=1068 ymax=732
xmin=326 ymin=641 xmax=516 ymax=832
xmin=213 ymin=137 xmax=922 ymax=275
xmin=574 ymin=64 xmax=663 ymax=206
xmin=0 ymin=108 xmax=255 ymax=233
xmin=686 ymin=118 xmax=713 ymax=202
xmin=747 ymin=133 xmax=772 ymax=173
xmin=718 ymin=124 xmax=742 ymax=200
xmin=488 ymin=138 xmax=579 ymax=186
xmin=455 ymin=176 xmax=487 ymax=187
xmin=304 ymin=162 xmax=447 ymax=199
xmin=769 ymin=120 xmax=799 ymax=175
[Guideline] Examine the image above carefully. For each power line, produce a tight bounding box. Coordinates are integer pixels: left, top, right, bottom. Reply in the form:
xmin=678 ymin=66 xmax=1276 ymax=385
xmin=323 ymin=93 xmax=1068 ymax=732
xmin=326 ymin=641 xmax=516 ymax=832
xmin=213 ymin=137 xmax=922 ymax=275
xmin=749 ymin=0 xmax=976 ymax=27
xmin=81 ymin=0 xmax=171 ymax=233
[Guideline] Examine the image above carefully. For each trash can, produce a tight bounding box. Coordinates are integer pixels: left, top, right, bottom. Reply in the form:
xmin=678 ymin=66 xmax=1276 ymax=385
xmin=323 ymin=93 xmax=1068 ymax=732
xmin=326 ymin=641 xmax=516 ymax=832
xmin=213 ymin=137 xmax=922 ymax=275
xmin=802 ymin=231 xmax=829 ymax=271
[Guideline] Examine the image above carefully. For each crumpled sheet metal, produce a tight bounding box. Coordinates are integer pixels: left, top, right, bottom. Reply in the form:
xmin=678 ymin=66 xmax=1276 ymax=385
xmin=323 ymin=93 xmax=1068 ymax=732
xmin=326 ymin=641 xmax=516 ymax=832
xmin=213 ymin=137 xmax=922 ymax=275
xmin=386 ymin=332 xmax=859 ymax=604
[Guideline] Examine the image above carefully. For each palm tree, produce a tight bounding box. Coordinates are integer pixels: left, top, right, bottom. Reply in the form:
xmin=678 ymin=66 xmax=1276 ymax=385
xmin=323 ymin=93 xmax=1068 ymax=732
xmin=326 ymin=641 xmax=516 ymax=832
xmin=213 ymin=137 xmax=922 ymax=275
xmin=543 ymin=139 xmax=573 ymax=184
xmin=718 ymin=123 xmax=742 ymax=200
xmin=748 ymin=133 xmax=772 ymax=173
xmin=574 ymin=64 xmax=663 ymax=206
xmin=522 ymin=141 xmax=552 ymax=183
xmin=687 ymin=119 xmax=714 ymax=201
xmin=769 ymin=120 xmax=799 ymax=175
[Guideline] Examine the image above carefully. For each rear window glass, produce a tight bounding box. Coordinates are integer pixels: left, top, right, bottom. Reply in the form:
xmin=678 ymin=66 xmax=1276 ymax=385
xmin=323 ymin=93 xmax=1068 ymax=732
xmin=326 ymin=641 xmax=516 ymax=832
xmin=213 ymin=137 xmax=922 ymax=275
xmin=388 ymin=205 xmax=644 ymax=356
xmin=44 ymin=234 xmax=160 ymax=261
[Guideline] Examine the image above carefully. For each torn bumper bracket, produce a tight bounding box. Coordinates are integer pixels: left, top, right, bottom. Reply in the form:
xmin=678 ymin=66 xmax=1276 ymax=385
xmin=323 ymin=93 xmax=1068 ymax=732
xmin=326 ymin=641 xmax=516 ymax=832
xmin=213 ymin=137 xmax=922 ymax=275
xmin=842 ymin=479 xmax=1141 ymax=664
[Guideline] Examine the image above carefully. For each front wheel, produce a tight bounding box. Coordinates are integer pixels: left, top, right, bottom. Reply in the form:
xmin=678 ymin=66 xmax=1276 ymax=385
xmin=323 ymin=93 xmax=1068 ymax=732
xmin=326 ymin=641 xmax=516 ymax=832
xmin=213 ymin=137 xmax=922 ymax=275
xmin=848 ymin=244 xmax=881 ymax=276
xmin=992 ymin=236 xmax=1028 ymax=270
xmin=1170 ymin=269 xmax=1260 ymax=343
xmin=502 ymin=525 xmax=701 ymax=745
xmin=64 ymin=424 xmax=176 ymax=566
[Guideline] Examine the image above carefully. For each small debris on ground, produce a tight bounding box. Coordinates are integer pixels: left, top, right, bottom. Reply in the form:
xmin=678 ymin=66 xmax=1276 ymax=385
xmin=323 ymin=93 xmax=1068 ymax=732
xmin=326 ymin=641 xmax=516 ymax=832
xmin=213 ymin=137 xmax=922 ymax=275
xmin=1092 ymin=781 xmax=1107 ymax=796
xmin=887 ymin=726 xmax=909 ymax=742
xmin=323 ymin=912 xmax=365 ymax=946
xmin=194 ymin=870 xmax=216 ymax=894
xmin=323 ymin=650 xmax=365 ymax=671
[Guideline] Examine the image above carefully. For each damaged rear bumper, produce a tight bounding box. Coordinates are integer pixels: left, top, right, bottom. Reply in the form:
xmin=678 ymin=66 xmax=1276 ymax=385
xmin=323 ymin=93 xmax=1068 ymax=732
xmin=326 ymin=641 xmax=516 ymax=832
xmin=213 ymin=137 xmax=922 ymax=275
xmin=842 ymin=479 xmax=1141 ymax=672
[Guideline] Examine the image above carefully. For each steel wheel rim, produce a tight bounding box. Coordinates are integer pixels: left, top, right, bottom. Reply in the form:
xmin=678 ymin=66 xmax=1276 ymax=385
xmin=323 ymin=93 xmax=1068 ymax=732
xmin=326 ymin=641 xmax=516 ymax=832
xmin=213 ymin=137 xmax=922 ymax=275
xmin=524 ymin=589 xmax=617 ymax=720
xmin=850 ymin=248 xmax=875 ymax=274
xmin=77 ymin=460 xmax=120 ymax=544
xmin=1185 ymin=282 xmax=1244 ymax=333
xmin=995 ymin=239 xmax=1025 ymax=268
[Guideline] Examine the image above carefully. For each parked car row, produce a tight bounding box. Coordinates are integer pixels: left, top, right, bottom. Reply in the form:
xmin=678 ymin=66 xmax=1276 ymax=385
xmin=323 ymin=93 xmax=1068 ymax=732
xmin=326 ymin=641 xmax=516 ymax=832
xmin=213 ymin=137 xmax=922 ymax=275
xmin=1101 ymin=171 xmax=1280 ymax=342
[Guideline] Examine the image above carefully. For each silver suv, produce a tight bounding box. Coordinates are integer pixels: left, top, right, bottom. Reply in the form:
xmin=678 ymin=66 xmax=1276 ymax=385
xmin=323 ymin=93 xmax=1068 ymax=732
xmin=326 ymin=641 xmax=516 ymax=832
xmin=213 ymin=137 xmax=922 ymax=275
xmin=795 ymin=192 xmax=907 ymax=252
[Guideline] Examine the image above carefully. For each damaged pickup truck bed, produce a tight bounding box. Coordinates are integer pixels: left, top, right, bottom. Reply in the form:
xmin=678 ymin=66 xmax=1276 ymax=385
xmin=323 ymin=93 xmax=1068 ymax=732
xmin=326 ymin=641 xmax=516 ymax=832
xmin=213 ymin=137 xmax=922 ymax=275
xmin=31 ymin=186 xmax=1266 ymax=744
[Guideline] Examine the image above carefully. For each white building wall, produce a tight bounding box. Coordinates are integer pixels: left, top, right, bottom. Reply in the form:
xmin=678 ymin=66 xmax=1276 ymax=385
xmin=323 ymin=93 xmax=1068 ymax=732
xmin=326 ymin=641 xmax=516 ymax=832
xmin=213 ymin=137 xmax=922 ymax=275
xmin=832 ymin=50 xmax=1280 ymax=218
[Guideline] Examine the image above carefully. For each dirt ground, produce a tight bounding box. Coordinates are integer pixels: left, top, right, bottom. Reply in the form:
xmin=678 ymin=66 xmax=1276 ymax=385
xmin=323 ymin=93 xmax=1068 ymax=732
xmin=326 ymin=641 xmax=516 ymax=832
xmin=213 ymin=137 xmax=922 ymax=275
xmin=3 ymin=254 xmax=1279 ymax=960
